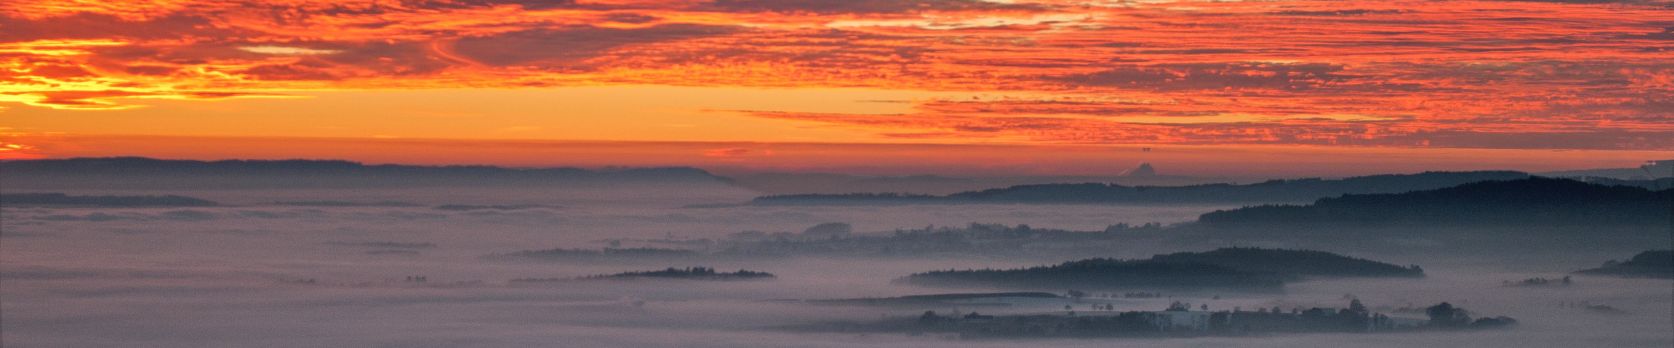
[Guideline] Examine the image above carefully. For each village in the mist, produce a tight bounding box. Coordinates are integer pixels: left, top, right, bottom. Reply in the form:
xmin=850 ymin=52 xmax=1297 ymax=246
xmin=0 ymin=158 xmax=1669 ymax=347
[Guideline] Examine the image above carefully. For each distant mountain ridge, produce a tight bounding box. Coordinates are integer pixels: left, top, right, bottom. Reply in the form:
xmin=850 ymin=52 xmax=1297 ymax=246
xmin=0 ymin=157 xmax=732 ymax=189
xmin=752 ymin=171 xmax=1533 ymax=205
xmin=1541 ymin=159 xmax=1673 ymax=180
xmin=726 ymin=172 xmax=1216 ymax=196
xmin=1198 ymin=177 xmax=1673 ymax=227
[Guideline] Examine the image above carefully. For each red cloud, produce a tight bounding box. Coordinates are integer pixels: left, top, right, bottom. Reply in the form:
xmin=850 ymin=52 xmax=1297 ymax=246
xmin=0 ymin=0 xmax=1668 ymax=150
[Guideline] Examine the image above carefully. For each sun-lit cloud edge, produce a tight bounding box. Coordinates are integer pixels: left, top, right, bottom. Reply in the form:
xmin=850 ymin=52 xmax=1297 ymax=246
xmin=1 ymin=0 xmax=1669 ymax=152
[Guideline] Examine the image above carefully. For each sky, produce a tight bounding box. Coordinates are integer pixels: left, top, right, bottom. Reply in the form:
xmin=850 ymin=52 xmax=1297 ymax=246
xmin=1 ymin=0 xmax=1670 ymax=176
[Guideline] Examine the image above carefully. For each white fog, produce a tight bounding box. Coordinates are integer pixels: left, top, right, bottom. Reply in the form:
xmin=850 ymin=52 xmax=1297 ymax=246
xmin=2 ymin=186 xmax=1667 ymax=347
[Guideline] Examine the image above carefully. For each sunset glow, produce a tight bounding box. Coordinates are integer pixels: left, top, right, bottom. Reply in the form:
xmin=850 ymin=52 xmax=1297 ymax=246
xmin=2 ymin=0 xmax=1670 ymax=173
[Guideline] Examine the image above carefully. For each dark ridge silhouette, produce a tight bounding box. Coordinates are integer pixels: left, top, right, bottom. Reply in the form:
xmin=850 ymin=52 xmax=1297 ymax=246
xmin=511 ymin=267 xmax=773 ymax=282
xmin=0 ymin=192 xmax=219 ymax=207
xmin=750 ymin=171 xmax=1530 ymax=205
xmin=0 ymin=157 xmax=730 ymax=189
xmin=1146 ymin=247 xmax=1423 ymax=279
xmin=1198 ymin=177 xmax=1673 ymax=227
xmin=1563 ymin=177 xmax=1674 ymax=190
xmin=1576 ymin=250 xmax=1673 ymax=278
xmin=898 ymin=248 xmax=1418 ymax=291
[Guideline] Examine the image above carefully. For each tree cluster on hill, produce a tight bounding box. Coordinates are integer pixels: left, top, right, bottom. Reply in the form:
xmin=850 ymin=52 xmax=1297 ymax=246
xmin=1576 ymin=250 xmax=1673 ymax=278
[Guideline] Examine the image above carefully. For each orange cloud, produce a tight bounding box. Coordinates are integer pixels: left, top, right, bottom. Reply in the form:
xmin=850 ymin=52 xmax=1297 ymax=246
xmin=0 ymin=0 xmax=1668 ymax=152
xmin=703 ymin=147 xmax=769 ymax=157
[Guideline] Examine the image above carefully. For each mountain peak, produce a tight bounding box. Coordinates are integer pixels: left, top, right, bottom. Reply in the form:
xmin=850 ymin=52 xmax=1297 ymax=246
xmin=1122 ymin=162 xmax=1157 ymax=177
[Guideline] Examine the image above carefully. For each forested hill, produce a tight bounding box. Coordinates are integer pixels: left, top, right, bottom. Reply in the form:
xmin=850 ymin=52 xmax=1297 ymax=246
xmin=1198 ymin=177 xmax=1672 ymax=227
xmin=897 ymin=248 xmax=1419 ymax=290
xmin=1576 ymin=250 xmax=1673 ymax=279
xmin=1146 ymin=248 xmax=1423 ymax=278
xmin=0 ymin=157 xmax=731 ymax=189
xmin=751 ymin=171 xmax=1531 ymax=205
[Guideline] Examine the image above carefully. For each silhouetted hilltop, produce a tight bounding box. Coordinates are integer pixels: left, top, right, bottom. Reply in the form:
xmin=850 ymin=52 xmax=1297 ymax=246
xmin=1576 ymin=250 xmax=1673 ymax=278
xmin=1146 ymin=248 xmax=1422 ymax=278
xmin=1199 ymin=177 xmax=1672 ymax=227
xmin=0 ymin=192 xmax=219 ymax=207
xmin=898 ymin=248 xmax=1419 ymax=290
xmin=0 ymin=157 xmax=730 ymax=189
xmin=511 ymin=267 xmax=773 ymax=282
xmin=751 ymin=171 xmax=1529 ymax=205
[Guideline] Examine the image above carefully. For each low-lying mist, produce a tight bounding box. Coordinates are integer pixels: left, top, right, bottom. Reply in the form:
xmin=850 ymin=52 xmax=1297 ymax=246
xmin=2 ymin=186 xmax=1668 ymax=347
